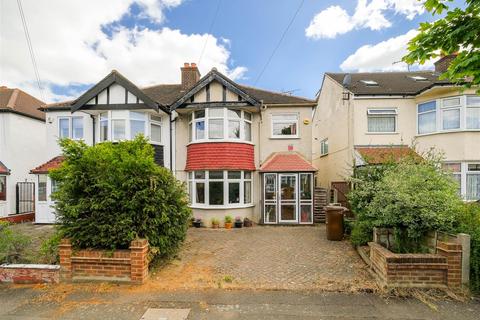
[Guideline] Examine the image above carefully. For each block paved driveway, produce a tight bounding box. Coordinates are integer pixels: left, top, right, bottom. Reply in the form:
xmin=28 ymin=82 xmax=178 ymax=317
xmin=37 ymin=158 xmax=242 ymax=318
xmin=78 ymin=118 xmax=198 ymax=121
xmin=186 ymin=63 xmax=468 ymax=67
xmin=150 ymin=224 xmax=376 ymax=291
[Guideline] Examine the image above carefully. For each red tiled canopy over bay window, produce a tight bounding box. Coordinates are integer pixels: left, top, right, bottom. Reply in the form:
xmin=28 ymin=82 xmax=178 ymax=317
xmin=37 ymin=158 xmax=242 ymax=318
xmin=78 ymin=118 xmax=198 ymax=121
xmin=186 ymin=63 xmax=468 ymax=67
xmin=259 ymin=152 xmax=317 ymax=172
xmin=30 ymin=156 xmax=65 ymax=174
xmin=185 ymin=142 xmax=255 ymax=171
xmin=0 ymin=161 xmax=10 ymax=175
xmin=355 ymin=146 xmax=420 ymax=165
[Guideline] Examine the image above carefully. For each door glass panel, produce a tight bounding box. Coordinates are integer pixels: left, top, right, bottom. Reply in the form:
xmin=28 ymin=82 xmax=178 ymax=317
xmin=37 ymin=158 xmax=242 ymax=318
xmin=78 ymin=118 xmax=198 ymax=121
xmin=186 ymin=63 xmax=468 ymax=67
xmin=281 ymin=205 xmax=296 ymax=221
xmin=281 ymin=176 xmax=296 ymax=200
xmin=265 ymin=174 xmax=276 ymax=200
xmin=265 ymin=205 xmax=277 ymax=223
xmin=300 ymin=205 xmax=312 ymax=223
xmin=300 ymin=174 xmax=312 ymax=200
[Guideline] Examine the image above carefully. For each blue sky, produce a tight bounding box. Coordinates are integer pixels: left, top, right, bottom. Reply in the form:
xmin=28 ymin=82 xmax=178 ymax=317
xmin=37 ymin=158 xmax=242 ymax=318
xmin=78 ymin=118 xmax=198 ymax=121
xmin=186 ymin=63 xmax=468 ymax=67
xmin=0 ymin=0 xmax=463 ymax=102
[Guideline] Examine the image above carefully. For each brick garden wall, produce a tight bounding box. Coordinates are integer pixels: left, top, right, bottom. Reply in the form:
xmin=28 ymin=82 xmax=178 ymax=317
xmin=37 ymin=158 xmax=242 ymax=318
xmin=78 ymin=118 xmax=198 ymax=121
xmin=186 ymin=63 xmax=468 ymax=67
xmin=0 ymin=264 xmax=60 ymax=284
xmin=59 ymin=239 xmax=149 ymax=284
xmin=369 ymin=241 xmax=462 ymax=289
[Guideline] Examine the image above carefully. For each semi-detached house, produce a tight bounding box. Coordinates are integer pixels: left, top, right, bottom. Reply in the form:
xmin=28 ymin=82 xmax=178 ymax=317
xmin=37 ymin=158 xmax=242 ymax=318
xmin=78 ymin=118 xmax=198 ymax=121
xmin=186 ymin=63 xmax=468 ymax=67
xmin=33 ymin=63 xmax=317 ymax=225
xmin=312 ymin=55 xmax=480 ymax=205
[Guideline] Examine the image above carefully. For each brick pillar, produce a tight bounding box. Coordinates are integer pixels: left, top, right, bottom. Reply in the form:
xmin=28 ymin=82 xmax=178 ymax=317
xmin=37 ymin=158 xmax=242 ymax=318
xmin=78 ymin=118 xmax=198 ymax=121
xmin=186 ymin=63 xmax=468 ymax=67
xmin=59 ymin=238 xmax=73 ymax=282
xmin=129 ymin=239 xmax=149 ymax=284
xmin=437 ymin=241 xmax=462 ymax=288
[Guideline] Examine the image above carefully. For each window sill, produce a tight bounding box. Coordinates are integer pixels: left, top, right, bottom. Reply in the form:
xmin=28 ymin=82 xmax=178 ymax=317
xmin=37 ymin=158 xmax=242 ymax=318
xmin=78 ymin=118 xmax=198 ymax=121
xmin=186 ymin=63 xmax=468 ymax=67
xmin=189 ymin=204 xmax=255 ymax=210
xmin=187 ymin=140 xmax=254 ymax=146
xmin=365 ymin=132 xmax=398 ymax=135
xmin=269 ymin=136 xmax=300 ymax=140
xmin=416 ymin=129 xmax=480 ymax=137
xmin=320 ymin=153 xmax=329 ymax=157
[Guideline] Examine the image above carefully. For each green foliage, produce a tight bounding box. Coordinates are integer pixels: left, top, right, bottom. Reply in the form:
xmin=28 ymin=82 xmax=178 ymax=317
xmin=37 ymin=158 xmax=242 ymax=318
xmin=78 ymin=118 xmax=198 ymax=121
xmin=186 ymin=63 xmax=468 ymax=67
xmin=456 ymin=203 xmax=480 ymax=293
xmin=211 ymin=217 xmax=219 ymax=225
xmin=50 ymin=136 xmax=192 ymax=259
xmin=350 ymin=220 xmax=374 ymax=246
xmin=0 ymin=221 xmax=32 ymax=264
xmin=403 ymin=0 xmax=480 ymax=91
xmin=39 ymin=230 xmax=63 ymax=264
xmin=224 ymin=215 xmax=233 ymax=223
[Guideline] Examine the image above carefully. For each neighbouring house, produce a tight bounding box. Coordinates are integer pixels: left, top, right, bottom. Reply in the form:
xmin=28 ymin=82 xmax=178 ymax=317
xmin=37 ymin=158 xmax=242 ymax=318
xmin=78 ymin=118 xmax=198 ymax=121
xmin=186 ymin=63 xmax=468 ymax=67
xmin=0 ymin=86 xmax=47 ymax=221
xmin=312 ymin=55 xmax=480 ymax=203
xmin=32 ymin=63 xmax=317 ymax=225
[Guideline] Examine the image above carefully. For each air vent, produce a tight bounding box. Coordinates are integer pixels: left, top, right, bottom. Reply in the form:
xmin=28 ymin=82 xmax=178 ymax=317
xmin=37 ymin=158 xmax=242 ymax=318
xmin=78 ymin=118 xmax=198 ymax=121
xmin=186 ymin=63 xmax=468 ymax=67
xmin=360 ymin=80 xmax=379 ymax=87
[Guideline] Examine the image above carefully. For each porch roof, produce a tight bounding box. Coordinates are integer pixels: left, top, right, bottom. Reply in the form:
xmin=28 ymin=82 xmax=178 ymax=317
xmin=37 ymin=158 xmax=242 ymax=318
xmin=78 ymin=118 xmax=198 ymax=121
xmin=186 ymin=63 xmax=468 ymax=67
xmin=354 ymin=145 xmax=419 ymax=166
xmin=30 ymin=156 xmax=64 ymax=174
xmin=259 ymin=152 xmax=317 ymax=172
xmin=0 ymin=161 xmax=10 ymax=175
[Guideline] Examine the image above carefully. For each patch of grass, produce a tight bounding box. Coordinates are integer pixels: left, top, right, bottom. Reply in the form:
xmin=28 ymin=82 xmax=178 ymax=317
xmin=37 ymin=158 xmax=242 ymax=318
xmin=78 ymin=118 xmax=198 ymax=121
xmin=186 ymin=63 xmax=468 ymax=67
xmin=222 ymin=275 xmax=234 ymax=283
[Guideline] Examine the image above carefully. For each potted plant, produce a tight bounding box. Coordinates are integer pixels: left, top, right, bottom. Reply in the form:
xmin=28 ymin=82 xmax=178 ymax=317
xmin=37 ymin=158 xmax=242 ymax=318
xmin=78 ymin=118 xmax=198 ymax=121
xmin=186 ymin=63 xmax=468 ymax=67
xmin=193 ymin=218 xmax=202 ymax=228
xmin=211 ymin=217 xmax=220 ymax=229
xmin=234 ymin=216 xmax=243 ymax=228
xmin=243 ymin=217 xmax=253 ymax=227
xmin=224 ymin=215 xmax=233 ymax=229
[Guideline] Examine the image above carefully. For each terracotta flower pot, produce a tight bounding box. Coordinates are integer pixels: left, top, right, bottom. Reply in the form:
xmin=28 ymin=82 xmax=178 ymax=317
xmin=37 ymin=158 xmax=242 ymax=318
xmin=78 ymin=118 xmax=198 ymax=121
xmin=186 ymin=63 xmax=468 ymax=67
xmin=212 ymin=223 xmax=219 ymax=229
xmin=224 ymin=222 xmax=233 ymax=229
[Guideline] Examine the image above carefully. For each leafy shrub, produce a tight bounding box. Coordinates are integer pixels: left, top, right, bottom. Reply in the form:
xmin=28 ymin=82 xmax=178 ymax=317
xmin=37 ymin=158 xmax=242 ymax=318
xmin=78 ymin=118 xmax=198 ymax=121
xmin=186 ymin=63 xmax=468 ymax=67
xmin=39 ymin=230 xmax=63 ymax=264
xmin=350 ymin=220 xmax=374 ymax=246
xmin=0 ymin=221 xmax=32 ymax=263
xmin=224 ymin=215 xmax=233 ymax=223
xmin=50 ymin=137 xmax=192 ymax=259
xmin=456 ymin=203 xmax=480 ymax=294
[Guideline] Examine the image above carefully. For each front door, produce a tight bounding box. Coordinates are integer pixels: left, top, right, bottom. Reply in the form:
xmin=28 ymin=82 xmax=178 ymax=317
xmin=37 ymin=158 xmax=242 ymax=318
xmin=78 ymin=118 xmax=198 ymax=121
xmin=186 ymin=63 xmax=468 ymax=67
xmin=279 ymin=174 xmax=297 ymax=223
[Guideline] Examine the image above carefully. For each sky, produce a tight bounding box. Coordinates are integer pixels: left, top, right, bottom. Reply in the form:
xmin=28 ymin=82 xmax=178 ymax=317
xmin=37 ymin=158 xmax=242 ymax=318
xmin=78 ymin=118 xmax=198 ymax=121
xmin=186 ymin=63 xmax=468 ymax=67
xmin=0 ymin=0 xmax=463 ymax=103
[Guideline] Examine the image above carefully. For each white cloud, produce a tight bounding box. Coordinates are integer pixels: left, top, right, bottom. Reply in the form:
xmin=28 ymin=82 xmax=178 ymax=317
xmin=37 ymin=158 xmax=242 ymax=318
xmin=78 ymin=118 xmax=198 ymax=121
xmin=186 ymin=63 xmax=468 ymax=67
xmin=340 ymin=29 xmax=435 ymax=72
xmin=0 ymin=0 xmax=246 ymax=102
xmin=305 ymin=0 xmax=425 ymax=39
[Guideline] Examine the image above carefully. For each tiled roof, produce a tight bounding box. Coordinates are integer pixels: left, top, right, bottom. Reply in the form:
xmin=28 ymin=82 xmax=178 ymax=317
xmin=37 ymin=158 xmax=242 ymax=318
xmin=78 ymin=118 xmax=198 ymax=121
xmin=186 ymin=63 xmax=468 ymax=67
xmin=260 ymin=152 xmax=316 ymax=172
xmin=30 ymin=156 xmax=65 ymax=174
xmin=0 ymin=161 xmax=10 ymax=175
xmin=0 ymin=87 xmax=45 ymax=120
xmin=185 ymin=142 xmax=255 ymax=171
xmin=326 ymin=71 xmax=451 ymax=96
xmin=238 ymin=85 xmax=315 ymax=104
xmin=355 ymin=146 xmax=419 ymax=165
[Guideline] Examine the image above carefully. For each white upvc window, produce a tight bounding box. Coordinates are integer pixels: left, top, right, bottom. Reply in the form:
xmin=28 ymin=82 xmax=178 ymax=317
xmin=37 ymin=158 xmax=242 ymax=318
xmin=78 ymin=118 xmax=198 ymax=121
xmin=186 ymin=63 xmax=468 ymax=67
xmin=97 ymin=111 xmax=159 ymax=143
xmin=443 ymin=162 xmax=480 ymax=201
xmin=58 ymin=116 xmax=84 ymax=140
xmin=441 ymin=97 xmax=461 ymax=130
xmin=367 ymin=109 xmax=397 ymax=133
xmin=100 ymin=112 xmax=109 ymax=141
xmin=271 ymin=113 xmax=298 ymax=138
xmin=188 ymin=108 xmax=252 ymax=142
xmin=150 ymin=114 xmax=162 ymax=144
xmin=130 ymin=111 xmax=146 ymax=139
xmin=417 ymin=101 xmax=437 ymax=134
xmin=466 ymin=95 xmax=480 ymax=129
xmin=320 ymin=138 xmax=329 ymax=156
xmin=188 ymin=170 xmax=253 ymax=208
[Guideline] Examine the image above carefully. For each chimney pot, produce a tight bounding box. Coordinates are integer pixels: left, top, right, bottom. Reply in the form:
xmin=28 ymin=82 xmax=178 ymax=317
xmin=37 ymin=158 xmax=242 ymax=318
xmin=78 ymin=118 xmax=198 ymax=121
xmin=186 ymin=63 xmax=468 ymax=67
xmin=434 ymin=53 xmax=457 ymax=73
xmin=184 ymin=62 xmax=190 ymax=67
xmin=191 ymin=63 xmax=197 ymax=68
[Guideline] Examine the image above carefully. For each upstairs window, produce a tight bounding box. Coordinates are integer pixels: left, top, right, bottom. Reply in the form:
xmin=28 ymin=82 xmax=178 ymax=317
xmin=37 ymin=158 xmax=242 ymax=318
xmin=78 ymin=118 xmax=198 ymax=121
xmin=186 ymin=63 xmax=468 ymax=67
xmin=320 ymin=138 xmax=329 ymax=156
xmin=188 ymin=108 xmax=252 ymax=142
xmin=367 ymin=109 xmax=397 ymax=133
xmin=271 ymin=113 xmax=298 ymax=138
xmin=467 ymin=95 xmax=480 ymax=129
xmin=150 ymin=115 xmax=162 ymax=143
xmin=442 ymin=97 xmax=461 ymax=130
xmin=417 ymin=101 xmax=436 ymax=134
xmin=130 ymin=111 xmax=146 ymax=138
xmin=100 ymin=112 xmax=109 ymax=141
xmin=59 ymin=116 xmax=84 ymax=140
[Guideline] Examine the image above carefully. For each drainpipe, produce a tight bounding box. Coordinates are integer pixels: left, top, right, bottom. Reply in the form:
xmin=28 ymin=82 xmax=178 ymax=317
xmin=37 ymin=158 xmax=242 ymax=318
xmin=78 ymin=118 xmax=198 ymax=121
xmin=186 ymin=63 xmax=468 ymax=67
xmin=90 ymin=115 xmax=96 ymax=145
xmin=169 ymin=111 xmax=178 ymax=173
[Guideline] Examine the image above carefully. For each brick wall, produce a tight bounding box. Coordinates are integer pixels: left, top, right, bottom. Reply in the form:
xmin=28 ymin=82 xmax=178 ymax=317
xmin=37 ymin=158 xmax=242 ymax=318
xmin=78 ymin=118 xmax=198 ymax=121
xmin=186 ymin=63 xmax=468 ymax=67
xmin=369 ymin=242 xmax=462 ymax=289
xmin=59 ymin=238 xmax=149 ymax=284
xmin=0 ymin=264 xmax=60 ymax=284
xmin=0 ymin=212 xmax=35 ymax=223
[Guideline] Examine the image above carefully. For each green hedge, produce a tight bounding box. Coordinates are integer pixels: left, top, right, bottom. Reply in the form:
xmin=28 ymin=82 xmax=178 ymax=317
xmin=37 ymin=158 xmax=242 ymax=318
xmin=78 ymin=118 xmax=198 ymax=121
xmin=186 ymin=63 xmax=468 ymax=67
xmin=50 ymin=137 xmax=192 ymax=259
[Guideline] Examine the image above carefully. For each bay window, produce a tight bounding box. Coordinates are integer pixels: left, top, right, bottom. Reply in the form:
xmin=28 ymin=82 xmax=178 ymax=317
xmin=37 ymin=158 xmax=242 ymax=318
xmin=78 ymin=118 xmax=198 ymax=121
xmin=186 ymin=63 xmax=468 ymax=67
xmin=59 ymin=116 xmax=84 ymax=140
xmin=467 ymin=96 xmax=480 ymax=129
xmin=442 ymin=97 xmax=461 ymax=130
xmin=271 ymin=113 xmax=298 ymax=138
xmin=112 ymin=119 xmax=126 ymax=141
xmin=130 ymin=112 xmax=146 ymax=138
xmin=443 ymin=162 xmax=480 ymax=201
xmin=418 ymin=101 xmax=436 ymax=134
xmin=188 ymin=170 xmax=253 ymax=207
xmin=188 ymin=108 xmax=252 ymax=142
xmin=467 ymin=164 xmax=480 ymax=201
xmin=97 ymin=111 xmax=162 ymax=143
xmin=367 ymin=109 xmax=397 ymax=133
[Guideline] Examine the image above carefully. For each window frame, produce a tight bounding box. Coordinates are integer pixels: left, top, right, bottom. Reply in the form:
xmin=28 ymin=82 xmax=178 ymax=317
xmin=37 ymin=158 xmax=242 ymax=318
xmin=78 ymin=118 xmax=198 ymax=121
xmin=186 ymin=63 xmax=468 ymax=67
xmin=271 ymin=113 xmax=299 ymax=139
xmin=38 ymin=175 xmax=47 ymax=202
xmin=320 ymin=138 xmax=329 ymax=156
xmin=149 ymin=114 xmax=162 ymax=144
xmin=97 ymin=111 xmax=161 ymax=143
xmin=466 ymin=95 xmax=480 ymax=129
xmin=366 ymin=108 xmax=397 ymax=134
xmin=0 ymin=175 xmax=6 ymax=201
xmin=188 ymin=170 xmax=253 ymax=208
xmin=58 ymin=116 xmax=84 ymax=140
xmin=417 ymin=100 xmax=437 ymax=134
xmin=188 ymin=108 xmax=252 ymax=143
xmin=443 ymin=161 xmax=480 ymax=201
xmin=441 ymin=96 xmax=462 ymax=131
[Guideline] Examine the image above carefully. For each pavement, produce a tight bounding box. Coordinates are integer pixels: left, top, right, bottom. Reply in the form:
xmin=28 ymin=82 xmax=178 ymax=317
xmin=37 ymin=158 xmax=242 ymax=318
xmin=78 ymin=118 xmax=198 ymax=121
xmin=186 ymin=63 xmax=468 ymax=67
xmin=1 ymin=285 xmax=479 ymax=319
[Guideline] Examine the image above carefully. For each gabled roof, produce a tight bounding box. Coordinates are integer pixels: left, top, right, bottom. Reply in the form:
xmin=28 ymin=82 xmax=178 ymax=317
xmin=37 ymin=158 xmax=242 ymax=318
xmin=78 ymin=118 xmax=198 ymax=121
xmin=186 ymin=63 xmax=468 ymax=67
xmin=354 ymin=146 xmax=419 ymax=166
xmin=30 ymin=156 xmax=65 ymax=174
xmin=0 ymin=161 xmax=10 ymax=175
xmin=71 ymin=70 xmax=166 ymax=113
xmin=260 ymin=152 xmax=317 ymax=172
xmin=170 ymin=69 xmax=260 ymax=110
xmin=326 ymin=71 xmax=452 ymax=96
xmin=0 ymin=86 xmax=45 ymax=121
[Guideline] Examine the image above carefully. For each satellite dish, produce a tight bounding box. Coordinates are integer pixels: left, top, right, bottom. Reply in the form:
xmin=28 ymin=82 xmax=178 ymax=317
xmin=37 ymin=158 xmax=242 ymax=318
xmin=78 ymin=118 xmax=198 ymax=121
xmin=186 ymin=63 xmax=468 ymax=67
xmin=342 ymin=74 xmax=351 ymax=88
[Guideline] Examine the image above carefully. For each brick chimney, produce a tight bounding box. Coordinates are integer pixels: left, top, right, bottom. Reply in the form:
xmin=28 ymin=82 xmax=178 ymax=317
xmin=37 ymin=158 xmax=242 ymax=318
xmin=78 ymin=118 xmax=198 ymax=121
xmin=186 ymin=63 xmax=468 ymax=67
xmin=181 ymin=62 xmax=201 ymax=90
xmin=434 ymin=54 xmax=457 ymax=73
